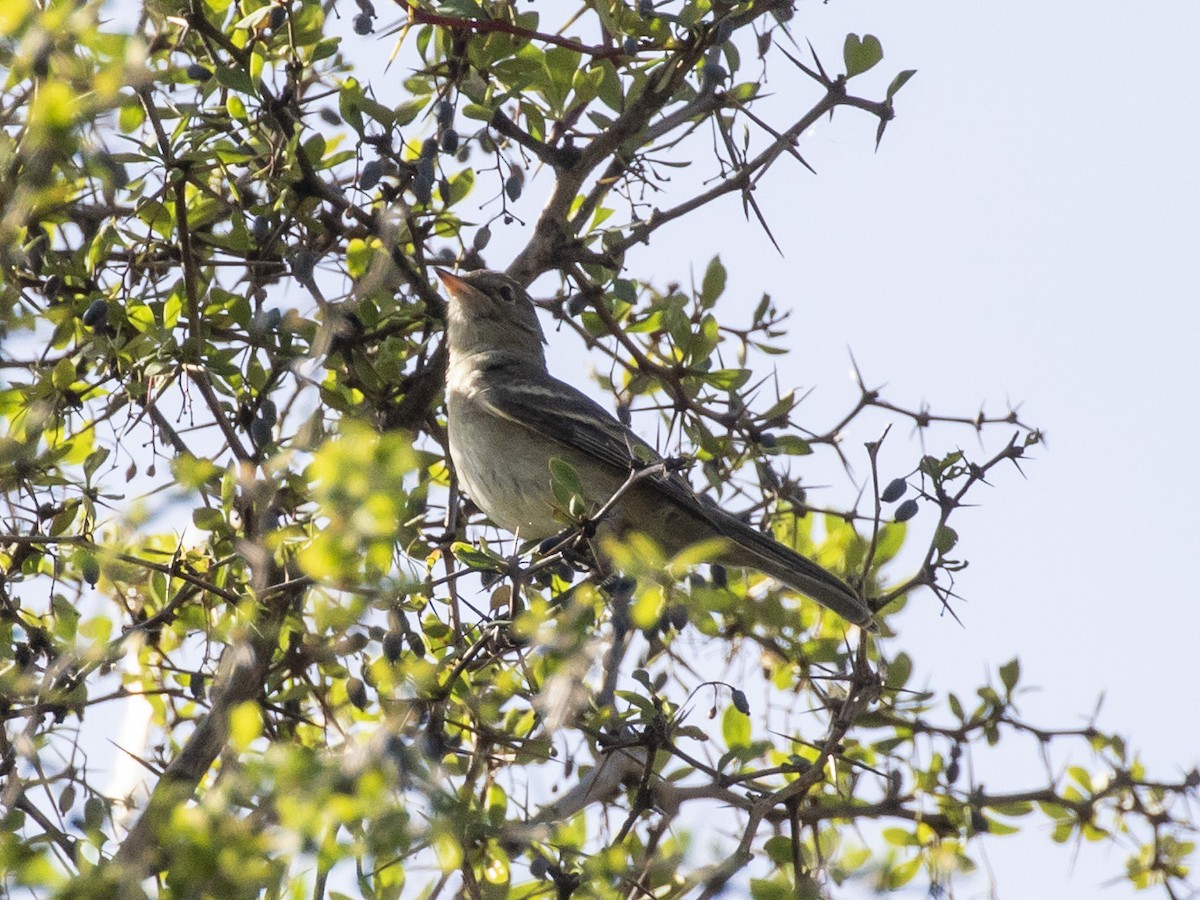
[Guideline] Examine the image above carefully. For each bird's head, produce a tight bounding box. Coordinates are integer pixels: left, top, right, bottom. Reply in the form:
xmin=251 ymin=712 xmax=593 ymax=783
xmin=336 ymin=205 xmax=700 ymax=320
xmin=437 ymin=268 xmax=547 ymax=363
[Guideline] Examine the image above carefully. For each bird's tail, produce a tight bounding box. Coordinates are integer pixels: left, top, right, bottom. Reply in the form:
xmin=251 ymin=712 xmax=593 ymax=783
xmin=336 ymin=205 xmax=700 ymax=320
xmin=716 ymin=511 xmax=875 ymax=629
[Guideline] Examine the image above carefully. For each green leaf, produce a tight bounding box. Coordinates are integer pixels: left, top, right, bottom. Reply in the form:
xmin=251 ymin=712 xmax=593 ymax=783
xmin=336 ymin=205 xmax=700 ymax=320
xmin=999 ymin=657 xmax=1020 ymax=693
xmin=884 ymin=652 xmax=912 ymax=691
xmin=887 ymin=69 xmax=917 ymax=100
xmin=762 ymin=835 xmax=792 ymax=865
xmin=346 ymin=238 xmax=373 ymax=279
xmin=118 ymin=100 xmax=144 ymax=133
xmin=192 ymin=507 xmax=225 ymax=531
xmin=393 ymin=96 xmax=429 ymax=127
xmin=843 ymin=34 xmax=883 ymax=79
xmin=233 ymin=6 xmax=273 ymax=30
xmin=83 ymin=448 xmax=109 ymax=480
xmin=229 ymin=700 xmax=262 ymax=752
xmin=51 ymin=594 xmax=81 ymax=640
xmin=549 ymin=457 xmax=586 ymax=517
xmin=450 ymin=541 xmax=504 ymax=571
xmin=52 ymin=356 xmax=76 ymax=390
xmin=214 ymin=65 xmax=257 ymax=97
xmin=991 ymin=800 xmax=1033 ymax=817
xmin=443 ymin=167 xmax=475 ymax=206
xmin=462 ymin=103 xmax=495 ymax=121
xmin=933 ymin=524 xmax=958 ymax=554
xmin=772 ymin=435 xmax=812 ymax=456
xmin=721 ymin=703 xmax=751 ymax=748
xmin=886 ymin=855 xmax=921 ymax=888
xmin=699 ymin=256 xmax=726 ymax=306
xmin=882 ymin=827 xmax=918 ymax=847
xmin=437 ymin=0 xmax=488 ymax=16
xmin=703 ymin=368 xmax=749 ymax=391
xmin=543 ymin=46 xmax=582 ymax=113
xmin=948 ymin=692 xmax=964 ymax=721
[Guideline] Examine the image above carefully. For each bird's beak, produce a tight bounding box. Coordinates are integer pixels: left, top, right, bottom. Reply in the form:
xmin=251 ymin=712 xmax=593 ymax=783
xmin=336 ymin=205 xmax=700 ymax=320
xmin=435 ymin=268 xmax=481 ymax=308
xmin=434 ymin=268 xmax=464 ymax=293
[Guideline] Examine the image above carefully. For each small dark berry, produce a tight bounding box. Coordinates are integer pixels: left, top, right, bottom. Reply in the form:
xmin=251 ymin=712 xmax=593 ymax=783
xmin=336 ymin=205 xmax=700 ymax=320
xmin=440 ymin=128 xmax=458 ymax=154
xmin=382 ymin=629 xmax=404 ymax=662
xmin=80 ymin=555 xmax=100 ymax=587
xmin=186 ymin=63 xmax=213 ymax=82
xmin=32 ymin=45 xmax=51 ymax=78
xmin=730 ymin=688 xmax=750 ymax=715
xmin=566 ymin=293 xmax=588 ymax=316
xmin=290 ymin=249 xmax=315 ymax=280
xmin=345 ymin=677 xmax=368 ymax=709
xmin=434 ymin=99 xmax=454 ymax=127
xmin=420 ymin=137 xmax=439 ymax=159
xmin=250 ymin=416 xmax=273 ymax=449
xmin=504 ymin=174 xmax=523 ymax=201
xmin=701 ymin=63 xmax=727 ymax=89
xmin=250 ymin=215 xmax=271 ymax=243
xmin=881 ymin=478 xmax=908 ymax=503
xmin=894 ymin=498 xmax=919 ymax=523
xmin=623 ymin=36 xmax=638 ymax=56
xmin=353 ymin=13 xmax=372 ymax=35
xmin=269 ymin=5 xmax=286 ymax=29
xmin=359 ymin=159 xmax=382 ymax=190
xmin=82 ymin=299 xmax=108 ymax=327
xmin=472 ymin=226 xmax=491 ymax=251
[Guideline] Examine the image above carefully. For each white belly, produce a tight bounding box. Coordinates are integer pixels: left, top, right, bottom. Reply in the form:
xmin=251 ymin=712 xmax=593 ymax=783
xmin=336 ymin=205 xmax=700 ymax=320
xmin=447 ymin=393 xmax=564 ymax=538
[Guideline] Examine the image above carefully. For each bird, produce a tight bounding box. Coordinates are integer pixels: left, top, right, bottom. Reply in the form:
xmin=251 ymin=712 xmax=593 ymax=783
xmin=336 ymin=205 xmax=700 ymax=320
xmin=438 ymin=267 xmax=874 ymax=628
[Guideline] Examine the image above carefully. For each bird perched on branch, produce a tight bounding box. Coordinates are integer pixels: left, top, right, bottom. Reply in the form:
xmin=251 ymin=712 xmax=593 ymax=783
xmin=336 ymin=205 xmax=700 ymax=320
xmin=438 ymin=268 xmax=874 ymax=628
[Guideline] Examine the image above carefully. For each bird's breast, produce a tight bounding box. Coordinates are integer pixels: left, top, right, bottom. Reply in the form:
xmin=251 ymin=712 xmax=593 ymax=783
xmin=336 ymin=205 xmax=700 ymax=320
xmin=446 ymin=387 xmax=565 ymax=538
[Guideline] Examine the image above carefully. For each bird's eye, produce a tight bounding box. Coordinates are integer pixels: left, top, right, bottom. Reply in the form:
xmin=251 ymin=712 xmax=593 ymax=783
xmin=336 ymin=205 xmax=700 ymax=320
xmin=497 ymin=284 xmax=516 ymax=303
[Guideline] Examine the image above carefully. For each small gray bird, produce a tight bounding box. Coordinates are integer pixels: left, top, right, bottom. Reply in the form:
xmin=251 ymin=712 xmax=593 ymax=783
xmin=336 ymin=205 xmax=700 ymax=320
xmin=439 ymin=268 xmax=873 ymax=628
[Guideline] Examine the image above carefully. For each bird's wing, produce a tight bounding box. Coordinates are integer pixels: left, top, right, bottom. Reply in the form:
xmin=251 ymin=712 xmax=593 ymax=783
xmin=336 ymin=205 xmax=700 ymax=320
xmin=475 ymin=373 xmax=703 ymax=511
xmin=476 ymin=371 xmax=873 ymax=626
